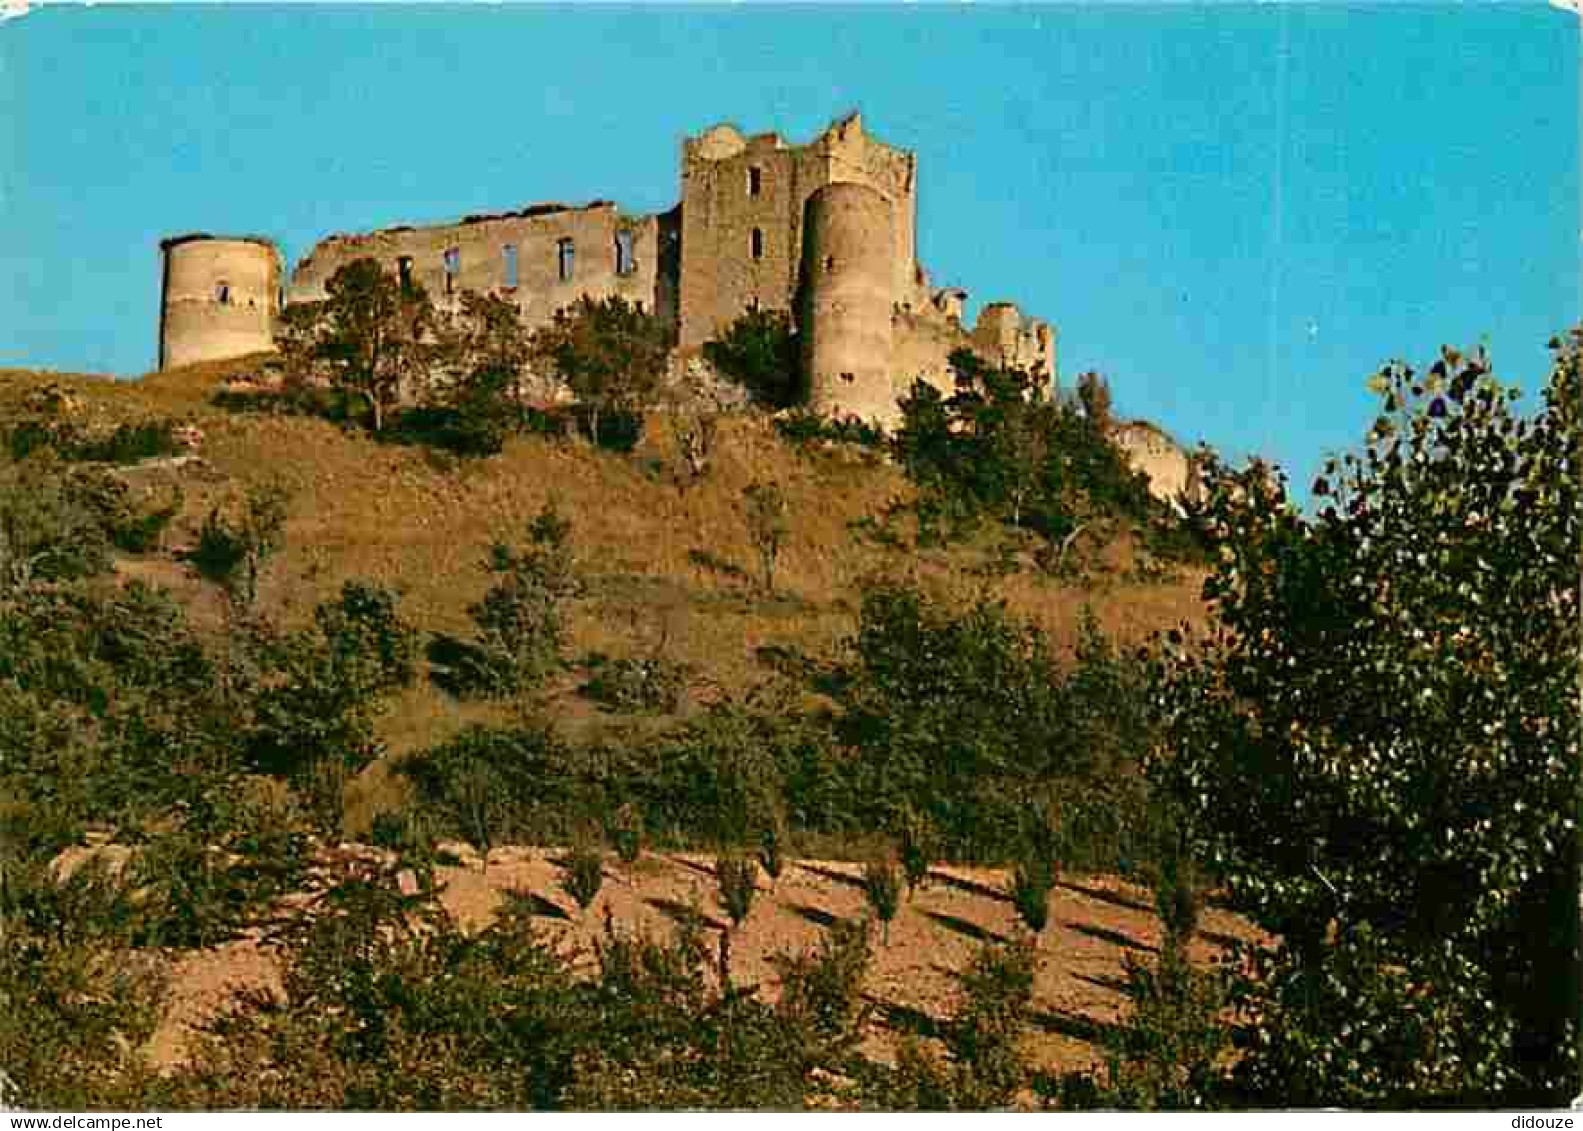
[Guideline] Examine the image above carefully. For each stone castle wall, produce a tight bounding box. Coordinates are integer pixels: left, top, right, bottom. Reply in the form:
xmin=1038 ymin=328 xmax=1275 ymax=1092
xmin=287 ymin=202 xmax=676 ymax=334
xmin=677 ymin=113 xmax=917 ymax=351
xmin=801 ymin=182 xmax=898 ymax=424
xmin=1109 ymin=420 xmax=1200 ymax=509
xmin=158 ymin=236 xmax=282 ymax=370
xmin=157 ymin=112 xmax=1065 ymax=434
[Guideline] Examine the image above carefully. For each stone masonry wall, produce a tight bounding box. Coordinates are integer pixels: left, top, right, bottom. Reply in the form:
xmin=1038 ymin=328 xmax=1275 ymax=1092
xmin=160 ymin=113 xmax=1069 ymax=439
xmin=677 ymin=113 xmax=917 ymax=350
xmin=1109 ymin=420 xmax=1199 ymax=509
xmin=287 ymin=203 xmax=664 ymax=334
xmin=159 ymin=236 xmax=282 ymax=370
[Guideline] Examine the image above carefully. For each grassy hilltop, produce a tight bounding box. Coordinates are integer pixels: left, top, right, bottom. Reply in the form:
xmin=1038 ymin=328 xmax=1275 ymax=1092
xmin=0 ymin=356 xmax=1206 ymax=831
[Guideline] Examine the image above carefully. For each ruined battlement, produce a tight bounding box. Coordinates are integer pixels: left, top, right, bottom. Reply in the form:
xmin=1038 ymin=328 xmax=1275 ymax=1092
xmin=157 ymin=112 xmax=1056 ymax=430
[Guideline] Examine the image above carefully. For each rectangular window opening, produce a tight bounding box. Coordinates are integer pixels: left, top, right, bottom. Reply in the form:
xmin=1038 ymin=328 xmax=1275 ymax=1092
xmin=750 ymin=228 xmax=764 ymax=261
xmin=502 ymin=244 xmax=518 ymax=288
xmin=214 ymin=281 xmax=231 ymax=305
xmin=615 ymin=230 xmax=635 ymax=276
xmin=442 ymin=248 xmax=460 ymax=296
xmin=748 ymin=166 xmax=762 ymax=197
xmin=557 ymin=238 xmax=575 ymax=283
xmin=397 ymin=257 xmax=414 ymax=293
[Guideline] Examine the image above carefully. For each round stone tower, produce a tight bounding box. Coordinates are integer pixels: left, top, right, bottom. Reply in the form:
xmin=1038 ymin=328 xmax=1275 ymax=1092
xmin=799 ymin=182 xmax=896 ymax=426
xmin=158 ymin=234 xmax=282 ymax=370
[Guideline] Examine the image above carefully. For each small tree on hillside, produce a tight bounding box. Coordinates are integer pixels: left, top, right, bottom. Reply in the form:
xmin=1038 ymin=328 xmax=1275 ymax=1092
xmin=897 ymin=806 xmax=937 ymax=900
xmin=1010 ymin=802 xmax=1061 ymax=941
xmin=467 ymin=501 xmax=578 ymax=695
xmin=758 ymin=810 xmax=788 ymax=893
xmin=309 ymin=258 xmax=440 ymax=433
xmin=437 ymin=290 xmax=539 ymax=453
xmin=402 ymin=728 xmax=511 ymax=872
xmin=862 ymin=856 xmax=902 ymax=946
xmin=561 ymin=842 xmax=605 ymax=921
xmin=742 ymin=480 xmax=789 ymax=595
xmin=248 ymin=581 xmax=418 ymax=835
xmin=534 ymin=295 xmax=669 ymax=444
xmin=716 ymin=853 xmax=759 ymax=932
xmin=702 ymin=305 xmax=801 ymax=408
xmin=191 ymin=483 xmax=289 ymax=610
xmin=1076 ymin=370 xmax=1114 ymax=431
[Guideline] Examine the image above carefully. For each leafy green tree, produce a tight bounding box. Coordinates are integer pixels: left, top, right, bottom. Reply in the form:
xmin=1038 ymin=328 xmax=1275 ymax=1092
xmin=403 ymin=720 xmax=576 ymax=850
xmin=1075 ymin=370 xmax=1114 ymax=431
xmin=892 ymin=350 xmax=1153 ymax=554
xmin=742 ymin=480 xmax=789 ymax=595
xmin=297 ymin=258 xmax=441 ymax=433
xmin=0 ymin=578 xmax=240 ymax=854
xmin=1150 ymin=335 xmax=1581 ymax=1107
xmin=248 ymin=581 xmax=417 ymax=833
xmin=702 ymin=305 xmax=800 ymax=408
xmin=435 ymin=290 xmax=540 ymax=454
xmin=463 ymin=501 xmax=578 ymax=696
xmin=834 ymin=581 xmax=1069 ymax=859
xmin=190 ymin=483 xmax=289 ymax=610
xmin=535 ymin=295 xmax=668 ymax=444
xmin=402 ymin=728 xmax=515 ymax=871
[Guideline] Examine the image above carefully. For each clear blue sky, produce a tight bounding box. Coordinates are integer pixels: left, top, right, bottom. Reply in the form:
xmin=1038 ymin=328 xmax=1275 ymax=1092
xmin=2 ymin=3 xmax=1577 ymax=499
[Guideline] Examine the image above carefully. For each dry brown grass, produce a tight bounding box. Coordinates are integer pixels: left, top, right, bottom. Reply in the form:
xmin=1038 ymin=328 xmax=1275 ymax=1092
xmin=4 ymin=360 xmax=1212 ymax=821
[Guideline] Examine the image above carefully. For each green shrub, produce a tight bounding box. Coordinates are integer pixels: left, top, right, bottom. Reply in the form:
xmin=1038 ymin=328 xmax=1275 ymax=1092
xmin=581 ymin=654 xmax=689 ymax=713
xmin=608 ymin=802 xmax=644 ymax=867
xmin=716 ymin=854 xmax=759 ymax=931
xmin=861 ymin=856 xmax=901 ymax=945
xmin=896 ymin=805 xmax=937 ymax=899
xmin=758 ymin=812 xmax=787 ymax=891
xmin=189 ymin=484 xmax=289 ymax=609
xmin=703 ymin=305 xmax=801 ymax=408
xmin=1009 ymin=855 xmax=1055 ymax=938
xmin=561 ymin=844 xmax=605 ymax=917
xmin=0 ymin=860 xmax=168 ymax=1110
xmin=949 ymin=939 xmax=1037 ymax=1107
xmin=438 ymin=501 xmax=577 ymax=698
xmin=1075 ymin=946 xmax=1230 ymax=1111
xmin=774 ymin=407 xmax=884 ymax=450
xmin=774 ymin=916 xmax=873 ymax=1048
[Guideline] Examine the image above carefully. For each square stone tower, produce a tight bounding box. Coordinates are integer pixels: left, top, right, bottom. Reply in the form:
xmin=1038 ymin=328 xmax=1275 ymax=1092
xmin=676 ymin=112 xmax=919 ymax=350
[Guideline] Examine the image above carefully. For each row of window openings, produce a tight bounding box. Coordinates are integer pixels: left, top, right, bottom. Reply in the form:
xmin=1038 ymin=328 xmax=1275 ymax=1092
xmin=413 ymin=234 xmax=638 ymax=296
xmin=215 ymin=230 xmax=760 ymax=306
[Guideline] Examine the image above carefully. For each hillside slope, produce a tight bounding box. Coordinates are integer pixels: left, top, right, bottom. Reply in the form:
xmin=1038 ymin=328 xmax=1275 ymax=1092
xmin=2 ymin=359 xmax=1210 ymax=827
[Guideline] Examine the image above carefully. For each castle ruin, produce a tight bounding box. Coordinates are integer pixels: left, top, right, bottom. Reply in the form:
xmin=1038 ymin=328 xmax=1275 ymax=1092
xmin=157 ymin=235 xmax=282 ymax=370
xmin=158 ymin=113 xmax=1055 ymax=429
